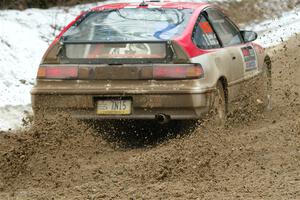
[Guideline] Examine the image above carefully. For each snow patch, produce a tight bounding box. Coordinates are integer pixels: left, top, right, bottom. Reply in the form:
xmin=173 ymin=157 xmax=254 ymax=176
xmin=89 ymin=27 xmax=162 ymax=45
xmin=249 ymin=7 xmax=300 ymax=47
xmin=0 ymin=105 xmax=31 ymax=131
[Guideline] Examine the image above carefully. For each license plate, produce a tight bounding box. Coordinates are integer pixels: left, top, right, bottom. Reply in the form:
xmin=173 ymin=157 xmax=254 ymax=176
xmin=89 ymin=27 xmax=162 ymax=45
xmin=97 ymin=100 xmax=131 ymax=115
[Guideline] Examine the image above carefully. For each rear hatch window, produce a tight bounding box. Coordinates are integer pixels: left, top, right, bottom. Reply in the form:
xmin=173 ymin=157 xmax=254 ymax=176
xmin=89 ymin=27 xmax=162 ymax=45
xmin=63 ymin=8 xmax=193 ymax=42
xmin=60 ymin=8 xmax=193 ymax=64
xmin=65 ymin=42 xmax=167 ymax=59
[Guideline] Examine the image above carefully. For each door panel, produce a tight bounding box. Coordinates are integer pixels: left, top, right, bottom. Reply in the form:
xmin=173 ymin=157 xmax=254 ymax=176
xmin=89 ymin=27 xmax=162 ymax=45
xmin=204 ymin=8 xmax=246 ymax=101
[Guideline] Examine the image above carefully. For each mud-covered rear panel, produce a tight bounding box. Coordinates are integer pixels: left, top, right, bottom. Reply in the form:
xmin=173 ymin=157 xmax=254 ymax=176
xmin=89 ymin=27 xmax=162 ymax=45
xmin=31 ymin=79 xmax=212 ymax=120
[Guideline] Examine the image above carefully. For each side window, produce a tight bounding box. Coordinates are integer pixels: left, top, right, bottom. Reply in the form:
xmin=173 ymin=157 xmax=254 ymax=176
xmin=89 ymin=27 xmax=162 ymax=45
xmin=205 ymin=9 xmax=243 ymax=47
xmin=192 ymin=15 xmax=221 ymax=49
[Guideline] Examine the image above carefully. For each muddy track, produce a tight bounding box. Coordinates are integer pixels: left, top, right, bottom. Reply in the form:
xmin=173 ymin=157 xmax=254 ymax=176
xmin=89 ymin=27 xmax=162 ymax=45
xmin=1 ymin=3 xmax=300 ymax=200
xmin=0 ymin=37 xmax=299 ymax=200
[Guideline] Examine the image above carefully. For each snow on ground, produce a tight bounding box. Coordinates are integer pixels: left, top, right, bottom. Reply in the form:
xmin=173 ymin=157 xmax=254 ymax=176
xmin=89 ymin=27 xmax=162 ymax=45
xmin=0 ymin=105 xmax=30 ymax=131
xmin=249 ymin=7 xmax=300 ymax=47
xmin=0 ymin=6 xmax=86 ymax=130
xmin=0 ymin=1 xmax=300 ymax=131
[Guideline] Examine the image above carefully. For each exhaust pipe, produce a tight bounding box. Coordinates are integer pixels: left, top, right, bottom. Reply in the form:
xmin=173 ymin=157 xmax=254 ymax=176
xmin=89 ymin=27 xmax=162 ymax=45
xmin=155 ymin=114 xmax=170 ymax=124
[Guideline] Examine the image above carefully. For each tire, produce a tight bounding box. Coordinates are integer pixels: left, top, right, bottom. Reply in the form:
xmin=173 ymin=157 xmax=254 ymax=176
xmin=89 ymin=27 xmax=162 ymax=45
xmin=210 ymin=81 xmax=227 ymax=127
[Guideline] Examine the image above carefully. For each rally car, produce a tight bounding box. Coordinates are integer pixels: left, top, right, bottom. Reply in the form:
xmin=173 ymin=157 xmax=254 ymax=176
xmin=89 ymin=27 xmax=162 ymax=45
xmin=31 ymin=1 xmax=272 ymax=126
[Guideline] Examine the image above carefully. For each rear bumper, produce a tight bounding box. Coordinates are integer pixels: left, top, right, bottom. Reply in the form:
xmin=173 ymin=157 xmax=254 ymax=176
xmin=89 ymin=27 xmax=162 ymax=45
xmin=31 ymin=90 xmax=214 ymax=120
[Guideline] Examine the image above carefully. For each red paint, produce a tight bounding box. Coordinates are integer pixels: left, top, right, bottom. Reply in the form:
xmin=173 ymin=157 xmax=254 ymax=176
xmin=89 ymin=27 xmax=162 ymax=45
xmin=173 ymin=6 xmax=219 ymax=58
xmin=91 ymin=3 xmax=131 ymax=11
xmin=91 ymin=2 xmax=209 ymax=10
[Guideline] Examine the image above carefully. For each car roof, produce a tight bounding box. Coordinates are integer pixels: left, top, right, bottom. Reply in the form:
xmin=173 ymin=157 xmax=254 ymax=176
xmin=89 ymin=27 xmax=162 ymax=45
xmin=91 ymin=1 xmax=210 ymax=11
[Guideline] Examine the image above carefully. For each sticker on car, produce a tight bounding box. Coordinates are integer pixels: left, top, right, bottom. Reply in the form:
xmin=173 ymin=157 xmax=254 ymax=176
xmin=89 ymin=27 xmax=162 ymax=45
xmin=242 ymin=46 xmax=257 ymax=71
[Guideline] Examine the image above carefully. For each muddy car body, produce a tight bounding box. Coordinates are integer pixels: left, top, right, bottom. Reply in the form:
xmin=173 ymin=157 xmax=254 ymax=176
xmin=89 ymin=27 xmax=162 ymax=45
xmin=31 ymin=1 xmax=271 ymax=124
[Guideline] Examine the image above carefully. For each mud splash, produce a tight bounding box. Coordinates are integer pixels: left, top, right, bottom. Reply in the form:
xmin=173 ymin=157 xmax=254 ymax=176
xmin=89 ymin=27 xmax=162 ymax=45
xmin=0 ymin=113 xmax=109 ymax=192
xmin=1 ymin=2 xmax=300 ymax=199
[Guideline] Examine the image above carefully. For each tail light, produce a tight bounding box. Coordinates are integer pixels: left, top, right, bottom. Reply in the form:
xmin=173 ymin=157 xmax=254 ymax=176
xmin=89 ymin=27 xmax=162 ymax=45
xmin=152 ymin=64 xmax=204 ymax=80
xmin=37 ymin=66 xmax=78 ymax=79
xmin=36 ymin=64 xmax=203 ymax=80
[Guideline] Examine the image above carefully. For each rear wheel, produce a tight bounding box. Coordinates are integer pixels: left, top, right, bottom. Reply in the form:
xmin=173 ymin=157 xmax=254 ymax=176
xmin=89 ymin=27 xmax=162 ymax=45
xmin=210 ymin=81 xmax=227 ymax=127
